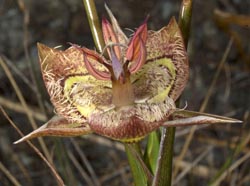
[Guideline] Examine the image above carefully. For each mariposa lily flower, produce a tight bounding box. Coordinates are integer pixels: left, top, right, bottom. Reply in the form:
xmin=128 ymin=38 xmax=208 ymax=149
xmin=15 ymin=7 xmax=241 ymax=144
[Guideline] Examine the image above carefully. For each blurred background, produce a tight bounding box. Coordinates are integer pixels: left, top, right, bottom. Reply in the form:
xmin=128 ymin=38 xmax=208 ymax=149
xmin=0 ymin=0 xmax=249 ymax=185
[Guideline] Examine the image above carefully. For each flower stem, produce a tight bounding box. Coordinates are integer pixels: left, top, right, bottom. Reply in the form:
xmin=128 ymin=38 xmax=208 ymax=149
xmin=81 ymin=2 xmax=146 ymax=185
xmin=82 ymin=0 xmax=105 ymax=53
xmin=152 ymin=127 xmax=176 ymax=186
xmin=153 ymin=1 xmax=193 ymax=185
xmin=178 ymin=0 xmax=193 ymax=48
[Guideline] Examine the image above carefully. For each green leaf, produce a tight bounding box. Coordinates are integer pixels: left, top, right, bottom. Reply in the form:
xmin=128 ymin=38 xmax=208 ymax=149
xmin=125 ymin=143 xmax=151 ymax=186
xmin=144 ymin=131 xmax=160 ymax=174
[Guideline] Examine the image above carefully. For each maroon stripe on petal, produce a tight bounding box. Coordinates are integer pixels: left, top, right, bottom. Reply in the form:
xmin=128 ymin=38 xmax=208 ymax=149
xmin=129 ymin=37 xmax=147 ymax=74
xmin=83 ymin=52 xmax=111 ymax=80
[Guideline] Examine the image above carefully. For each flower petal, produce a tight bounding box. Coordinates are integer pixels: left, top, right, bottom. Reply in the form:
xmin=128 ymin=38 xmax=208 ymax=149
xmin=145 ymin=18 xmax=189 ymax=101
xmin=89 ymin=98 xmax=176 ymax=142
xmin=79 ymin=47 xmax=111 ymax=80
xmin=128 ymin=36 xmax=147 ymax=74
xmin=132 ymin=57 xmax=176 ymax=104
xmin=126 ymin=17 xmax=148 ymax=61
xmin=37 ymin=43 xmax=113 ymax=123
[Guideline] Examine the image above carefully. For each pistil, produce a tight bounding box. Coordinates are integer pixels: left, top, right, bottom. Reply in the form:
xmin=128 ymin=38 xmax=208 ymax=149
xmin=111 ymin=71 xmax=134 ymax=107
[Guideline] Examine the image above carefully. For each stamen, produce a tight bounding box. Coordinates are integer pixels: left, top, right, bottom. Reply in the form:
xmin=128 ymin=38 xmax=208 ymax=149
xmin=101 ymin=43 xmax=127 ymax=57
xmin=110 ymin=47 xmax=124 ymax=80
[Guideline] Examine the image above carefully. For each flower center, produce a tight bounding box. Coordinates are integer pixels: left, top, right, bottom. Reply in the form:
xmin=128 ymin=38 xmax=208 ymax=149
xmin=108 ymin=45 xmax=135 ymax=107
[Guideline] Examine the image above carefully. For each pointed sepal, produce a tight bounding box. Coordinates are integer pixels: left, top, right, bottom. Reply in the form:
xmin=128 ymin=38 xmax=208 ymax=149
xmin=14 ymin=116 xmax=92 ymax=144
xmin=162 ymin=110 xmax=242 ymax=127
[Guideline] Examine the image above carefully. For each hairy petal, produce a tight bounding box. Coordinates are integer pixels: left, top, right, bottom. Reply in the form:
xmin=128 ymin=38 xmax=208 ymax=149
xmin=132 ymin=56 xmax=177 ymax=104
xmin=37 ymin=43 xmax=112 ymax=123
xmin=146 ymin=17 xmax=189 ymax=101
xmin=89 ymin=99 xmax=176 ymax=142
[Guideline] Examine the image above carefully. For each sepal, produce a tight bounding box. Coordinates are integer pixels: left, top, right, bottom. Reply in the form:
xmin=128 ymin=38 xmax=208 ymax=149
xmin=163 ymin=110 xmax=242 ymax=127
xmin=14 ymin=116 xmax=92 ymax=144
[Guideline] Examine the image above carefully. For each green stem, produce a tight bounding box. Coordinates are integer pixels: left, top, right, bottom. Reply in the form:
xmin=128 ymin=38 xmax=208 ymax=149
xmin=153 ymin=1 xmax=193 ymax=185
xmin=81 ymin=2 xmax=148 ymax=185
xmin=152 ymin=127 xmax=176 ymax=186
xmin=82 ymin=0 xmax=105 ymax=53
xmin=178 ymin=0 xmax=193 ymax=48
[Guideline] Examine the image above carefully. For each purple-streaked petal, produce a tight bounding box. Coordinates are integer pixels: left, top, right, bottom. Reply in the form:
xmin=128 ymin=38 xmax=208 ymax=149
xmin=129 ymin=36 xmax=147 ymax=73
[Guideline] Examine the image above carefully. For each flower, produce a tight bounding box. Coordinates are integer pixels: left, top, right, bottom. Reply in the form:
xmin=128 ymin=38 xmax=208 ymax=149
xmin=15 ymin=7 xmax=241 ymax=144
